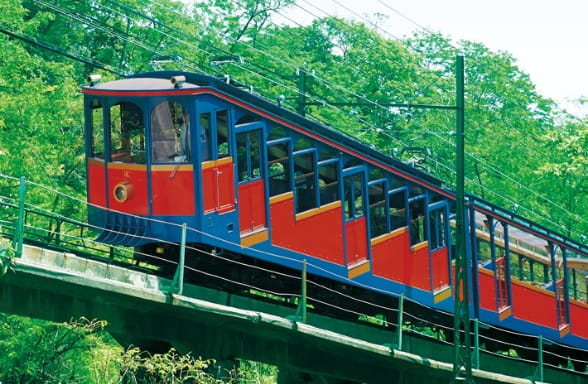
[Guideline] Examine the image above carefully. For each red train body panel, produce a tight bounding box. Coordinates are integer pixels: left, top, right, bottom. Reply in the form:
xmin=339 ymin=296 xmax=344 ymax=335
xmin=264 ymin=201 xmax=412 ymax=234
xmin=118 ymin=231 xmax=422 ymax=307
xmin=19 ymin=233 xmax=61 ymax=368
xmin=152 ymin=165 xmax=195 ymax=216
xmin=270 ymin=193 xmax=345 ymax=265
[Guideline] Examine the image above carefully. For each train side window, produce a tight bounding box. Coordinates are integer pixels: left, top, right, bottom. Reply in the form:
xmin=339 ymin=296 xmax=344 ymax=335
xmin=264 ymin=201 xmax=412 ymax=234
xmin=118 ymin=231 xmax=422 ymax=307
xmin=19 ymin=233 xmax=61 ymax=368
xmin=199 ymin=113 xmax=211 ymax=161
xmin=268 ymin=124 xmax=287 ymax=141
xmin=369 ymin=181 xmax=387 ymax=238
xmin=237 ymin=130 xmax=261 ymax=182
xmin=318 ymin=160 xmax=339 ymax=206
xmin=90 ymin=100 xmax=104 ymax=158
xmin=409 ymin=196 xmax=426 ymax=245
xmin=109 ymin=102 xmax=145 ymax=164
xmin=294 ymin=151 xmax=317 ymax=213
xmin=318 ymin=146 xmax=338 ymax=162
xmin=429 ymin=208 xmax=446 ymax=250
xmin=344 ymin=172 xmax=364 ymax=220
xmin=268 ymin=141 xmax=292 ymax=197
xmin=150 ymin=101 xmax=188 ymax=163
xmin=389 ymin=188 xmax=408 ymax=231
xmin=217 ymin=110 xmax=229 ymax=159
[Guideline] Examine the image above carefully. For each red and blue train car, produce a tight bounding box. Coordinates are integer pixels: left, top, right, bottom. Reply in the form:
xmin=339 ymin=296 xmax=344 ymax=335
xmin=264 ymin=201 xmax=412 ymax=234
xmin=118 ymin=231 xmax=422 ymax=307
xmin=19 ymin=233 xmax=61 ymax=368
xmin=82 ymin=71 xmax=588 ymax=354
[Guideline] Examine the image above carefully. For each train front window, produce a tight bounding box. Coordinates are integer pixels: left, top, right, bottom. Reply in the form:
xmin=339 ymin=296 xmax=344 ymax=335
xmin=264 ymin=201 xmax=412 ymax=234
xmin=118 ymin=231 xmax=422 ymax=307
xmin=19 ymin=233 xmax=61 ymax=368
xmin=151 ymin=101 xmax=189 ymax=163
xmin=90 ymin=100 xmax=104 ymax=158
xmin=109 ymin=102 xmax=145 ymax=164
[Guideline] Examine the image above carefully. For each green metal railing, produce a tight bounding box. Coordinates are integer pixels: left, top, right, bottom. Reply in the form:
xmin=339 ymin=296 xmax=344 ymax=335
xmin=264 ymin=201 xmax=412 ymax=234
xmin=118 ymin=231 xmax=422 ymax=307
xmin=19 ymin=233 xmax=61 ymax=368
xmin=1 ymin=173 xmax=586 ymax=381
xmin=0 ymin=176 xmax=135 ymax=268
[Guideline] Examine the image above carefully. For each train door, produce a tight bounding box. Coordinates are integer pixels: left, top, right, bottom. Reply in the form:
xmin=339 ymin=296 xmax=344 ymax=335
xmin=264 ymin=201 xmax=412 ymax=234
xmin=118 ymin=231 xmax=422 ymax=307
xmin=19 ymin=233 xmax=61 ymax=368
xmin=149 ymin=100 xmax=195 ymax=217
xmin=235 ymin=122 xmax=268 ymax=246
xmin=198 ymin=100 xmax=239 ymax=243
xmin=495 ymin=221 xmax=512 ymax=319
xmin=342 ymin=167 xmax=369 ymax=269
xmin=428 ymin=201 xmax=451 ymax=297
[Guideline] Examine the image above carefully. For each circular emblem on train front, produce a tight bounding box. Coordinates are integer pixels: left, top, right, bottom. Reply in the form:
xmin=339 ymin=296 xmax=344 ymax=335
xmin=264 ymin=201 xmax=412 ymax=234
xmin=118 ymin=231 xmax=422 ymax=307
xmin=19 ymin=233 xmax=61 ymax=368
xmin=113 ymin=181 xmax=134 ymax=203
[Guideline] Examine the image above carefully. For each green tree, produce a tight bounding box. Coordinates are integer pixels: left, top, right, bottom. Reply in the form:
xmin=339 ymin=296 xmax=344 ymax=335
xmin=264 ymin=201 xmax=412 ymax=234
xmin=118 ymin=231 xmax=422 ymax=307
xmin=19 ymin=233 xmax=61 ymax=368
xmin=0 ymin=316 xmax=116 ymax=383
xmin=536 ymin=118 xmax=587 ymax=239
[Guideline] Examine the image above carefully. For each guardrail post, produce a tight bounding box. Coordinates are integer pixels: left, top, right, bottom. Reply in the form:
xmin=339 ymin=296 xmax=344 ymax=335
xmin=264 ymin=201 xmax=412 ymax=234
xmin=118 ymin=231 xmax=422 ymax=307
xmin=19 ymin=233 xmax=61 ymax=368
xmin=396 ymin=294 xmax=404 ymax=350
xmin=295 ymin=259 xmax=307 ymax=323
xmin=170 ymin=223 xmax=186 ymax=295
xmin=473 ymin=318 xmax=480 ymax=369
xmin=12 ymin=176 xmax=25 ymax=258
xmin=536 ymin=335 xmax=544 ymax=382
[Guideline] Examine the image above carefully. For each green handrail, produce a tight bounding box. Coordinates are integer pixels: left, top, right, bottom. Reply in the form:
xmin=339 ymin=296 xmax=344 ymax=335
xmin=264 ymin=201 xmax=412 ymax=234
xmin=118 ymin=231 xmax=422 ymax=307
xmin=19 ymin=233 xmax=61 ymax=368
xmin=12 ymin=176 xmax=25 ymax=258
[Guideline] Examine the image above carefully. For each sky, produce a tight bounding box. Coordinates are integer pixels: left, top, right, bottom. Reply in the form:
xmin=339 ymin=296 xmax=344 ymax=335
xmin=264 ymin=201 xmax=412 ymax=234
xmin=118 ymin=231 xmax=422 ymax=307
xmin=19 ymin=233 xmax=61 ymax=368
xmin=274 ymin=0 xmax=588 ymax=115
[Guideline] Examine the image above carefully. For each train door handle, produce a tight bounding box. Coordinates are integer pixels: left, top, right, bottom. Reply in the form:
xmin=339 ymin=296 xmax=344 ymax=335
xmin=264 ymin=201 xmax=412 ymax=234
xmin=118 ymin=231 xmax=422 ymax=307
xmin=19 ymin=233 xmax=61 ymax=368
xmin=214 ymin=167 xmax=221 ymax=209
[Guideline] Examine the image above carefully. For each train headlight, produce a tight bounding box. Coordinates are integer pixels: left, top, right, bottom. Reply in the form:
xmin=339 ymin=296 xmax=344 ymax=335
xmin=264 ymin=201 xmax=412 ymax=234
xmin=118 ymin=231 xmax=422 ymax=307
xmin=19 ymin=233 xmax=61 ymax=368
xmin=87 ymin=74 xmax=101 ymax=86
xmin=113 ymin=181 xmax=134 ymax=203
xmin=170 ymin=75 xmax=186 ymax=88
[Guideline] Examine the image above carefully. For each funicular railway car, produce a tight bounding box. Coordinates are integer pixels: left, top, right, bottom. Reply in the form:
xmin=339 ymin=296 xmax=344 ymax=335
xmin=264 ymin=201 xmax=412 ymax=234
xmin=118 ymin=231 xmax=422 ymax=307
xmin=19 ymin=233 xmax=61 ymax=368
xmin=82 ymin=71 xmax=588 ymax=360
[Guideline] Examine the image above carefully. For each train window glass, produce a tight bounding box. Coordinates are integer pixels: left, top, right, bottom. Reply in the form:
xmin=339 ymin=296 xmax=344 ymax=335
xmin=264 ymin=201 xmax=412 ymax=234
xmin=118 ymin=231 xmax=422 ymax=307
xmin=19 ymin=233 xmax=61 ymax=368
xmin=389 ymin=189 xmax=407 ymax=231
xmin=369 ymin=182 xmax=387 ymax=238
xmin=354 ymin=176 xmax=364 ymax=217
xmin=410 ymin=186 xmax=424 ymax=197
xmin=344 ymin=173 xmax=364 ymax=220
xmin=236 ymin=130 xmax=261 ymax=182
xmin=294 ymin=137 xmax=313 ymax=152
xmin=369 ymin=168 xmax=384 ymax=180
xmin=409 ymin=197 xmax=426 ymax=245
xmin=389 ymin=175 xmax=404 ymax=190
xmin=268 ymin=141 xmax=292 ymax=196
xmin=237 ymin=133 xmax=248 ymax=182
xmin=217 ymin=110 xmax=229 ymax=159
xmin=318 ymin=161 xmax=339 ymax=206
xmin=344 ymin=158 xmax=362 ymax=168
xmin=249 ymin=131 xmax=261 ymax=179
xmin=429 ymin=209 xmax=446 ymax=250
xmin=109 ymin=102 xmax=145 ymax=164
xmin=150 ymin=101 xmax=188 ymax=163
xmin=318 ymin=146 xmax=338 ymax=162
xmin=199 ymin=113 xmax=211 ymax=161
xmin=90 ymin=101 xmax=104 ymax=158
xmin=235 ymin=114 xmax=260 ymax=125
xmin=507 ymin=252 xmax=521 ymax=281
xmin=268 ymin=125 xmax=287 ymax=141
xmin=294 ymin=151 xmax=317 ymax=213
xmin=477 ymin=241 xmax=491 ymax=264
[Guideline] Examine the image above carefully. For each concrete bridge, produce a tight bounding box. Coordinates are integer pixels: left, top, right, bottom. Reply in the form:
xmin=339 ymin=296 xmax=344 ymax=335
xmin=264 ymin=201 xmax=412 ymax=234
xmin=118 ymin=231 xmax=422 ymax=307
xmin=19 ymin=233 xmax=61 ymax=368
xmin=0 ymin=243 xmax=584 ymax=384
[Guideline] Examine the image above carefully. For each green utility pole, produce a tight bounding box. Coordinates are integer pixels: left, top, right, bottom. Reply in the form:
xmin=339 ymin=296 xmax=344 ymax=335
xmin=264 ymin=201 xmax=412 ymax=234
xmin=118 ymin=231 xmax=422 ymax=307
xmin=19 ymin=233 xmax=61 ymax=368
xmin=452 ymin=56 xmax=474 ymax=383
xmin=294 ymin=59 xmax=473 ymax=380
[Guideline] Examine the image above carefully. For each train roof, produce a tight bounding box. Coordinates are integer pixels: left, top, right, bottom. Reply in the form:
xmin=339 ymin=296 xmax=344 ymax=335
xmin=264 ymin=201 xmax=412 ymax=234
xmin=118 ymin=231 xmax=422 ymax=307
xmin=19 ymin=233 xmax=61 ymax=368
xmin=123 ymin=70 xmax=445 ymax=187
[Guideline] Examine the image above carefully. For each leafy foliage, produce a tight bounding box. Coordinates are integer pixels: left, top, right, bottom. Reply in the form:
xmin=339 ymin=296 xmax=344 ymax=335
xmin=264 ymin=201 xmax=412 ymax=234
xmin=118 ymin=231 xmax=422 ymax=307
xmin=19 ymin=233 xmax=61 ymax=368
xmin=0 ymin=235 xmax=15 ymax=276
xmin=0 ymin=315 xmax=263 ymax=384
xmin=0 ymin=316 xmax=113 ymax=383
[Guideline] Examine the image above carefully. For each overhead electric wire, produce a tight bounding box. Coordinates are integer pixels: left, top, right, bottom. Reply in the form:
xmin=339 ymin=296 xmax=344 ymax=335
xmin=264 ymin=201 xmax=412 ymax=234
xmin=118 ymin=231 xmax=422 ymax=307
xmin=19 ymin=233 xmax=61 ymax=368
xmin=0 ymin=24 xmax=124 ymax=76
xmin=23 ymin=0 xmax=587 ymax=240
xmin=289 ymin=0 xmax=587 ymax=238
xmin=143 ymin=0 xmax=588 ymax=236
